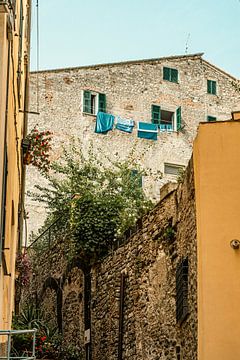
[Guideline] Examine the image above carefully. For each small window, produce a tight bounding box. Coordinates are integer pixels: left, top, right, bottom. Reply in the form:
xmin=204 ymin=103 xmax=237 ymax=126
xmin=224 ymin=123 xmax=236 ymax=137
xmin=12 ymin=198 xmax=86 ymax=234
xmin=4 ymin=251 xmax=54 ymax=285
xmin=152 ymin=106 xmax=181 ymax=131
xmin=176 ymin=257 xmax=189 ymax=324
xmin=83 ymin=91 xmax=106 ymax=115
xmin=207 ymin=116 xmax=217 ymax=122
xmin=131 ymin=170 xmax=143 ymax=187
xmin=163 ymin=67 xmax=178 ymax=83
xmin=164 ymin=163 xmax=185 ymax=176
xmin=207 ymin=80 xmax=217 ymax=95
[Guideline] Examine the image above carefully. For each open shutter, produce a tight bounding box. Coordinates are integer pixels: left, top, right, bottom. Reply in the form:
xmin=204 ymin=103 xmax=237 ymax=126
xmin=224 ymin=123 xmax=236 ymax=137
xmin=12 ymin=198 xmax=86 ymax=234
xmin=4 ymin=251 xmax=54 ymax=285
xmin=98 ymin=93 xmax=106 ymax=113
xmin=171 ymin=69 xmax=178 ymax=83
xmin=207 ymin=80 xmax=211 ymax=94
xmin=83 ymin=90 xmax=91 ymax=113
xmin=212 ymin=81 xmax=216 ymax=95
xmin=176 ymin=106 xmax=181 ymax=131
xmin=163 ymin=67 xmax=170 ymax=81
xmin=151 ymin=105 xmax=161 ymax=125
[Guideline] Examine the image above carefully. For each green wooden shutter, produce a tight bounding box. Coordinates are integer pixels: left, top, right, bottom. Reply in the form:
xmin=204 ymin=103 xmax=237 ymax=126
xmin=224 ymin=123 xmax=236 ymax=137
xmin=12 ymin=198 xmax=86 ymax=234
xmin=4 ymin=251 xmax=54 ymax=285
xmin=171 ymin=69 xmax=178 ymax=83
xmin=207 ymin=116 xmax=217 ymax=122
xmin=151 ymin=105 xmax=161 ymax=124
xmin=207 ymin=80 xmax=212 ymax=94
xmin=163 ymin=67 xmax=170 ymax=81
xmin=83 ymin=91 xmax=91 ymax=113
xmin=176 ymin=106 xmax=182 ymax=131
xmin=98 ymin=93 xmax=106 ymax=113
xmin=212 ymin=81 xmax=216 ymax=95
xmin=131 ymin=170 xmax=142 ymax=187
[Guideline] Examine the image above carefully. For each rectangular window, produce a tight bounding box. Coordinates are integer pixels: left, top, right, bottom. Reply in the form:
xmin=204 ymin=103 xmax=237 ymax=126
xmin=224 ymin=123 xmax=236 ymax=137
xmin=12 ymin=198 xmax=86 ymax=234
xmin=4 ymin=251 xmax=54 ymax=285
xmin=83 ymin=91 xmax=106 ymax=115
xmin=163 ymin=67 xmax=178 ymax=83
xmin=164 ymin=163 xmax=185 ymax=176
xmin=176 ymin=257 xmax=189 ymax=324
xmin=131 ymin=169 xmax=143 ymax=187
xmin=207 ymin=80 xmax=217 ymax=95
xmin=152 ymin=106 xmax=181 ymax=132
xmin=207 ymin=115 xmax=217 ymax=122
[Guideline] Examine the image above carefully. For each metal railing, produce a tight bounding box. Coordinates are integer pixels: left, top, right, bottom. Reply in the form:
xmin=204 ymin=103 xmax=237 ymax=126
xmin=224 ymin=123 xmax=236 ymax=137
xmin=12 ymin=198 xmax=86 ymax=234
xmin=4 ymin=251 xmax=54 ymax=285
xmin=0 ymin=329 xmax=37 ymax=360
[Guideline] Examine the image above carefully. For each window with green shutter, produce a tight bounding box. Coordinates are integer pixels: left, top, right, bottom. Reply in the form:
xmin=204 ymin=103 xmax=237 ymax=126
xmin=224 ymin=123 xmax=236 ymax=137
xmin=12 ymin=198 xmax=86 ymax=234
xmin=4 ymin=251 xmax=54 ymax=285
xmin=163 ymin=67 xmax=178 ymax=83
xmin=207 ymin=116 xmax=217 ymax=122
xmin=83 ymin=91 xmax=107 ymax=114
xmin=131 ymin=170 xmax=143 ymax=187
xmin=151 ymin=105 xmax=161 ymax=125
xmin=207 ymin=80 xmax=217 ymax=95
xmin=98 ymin=93 xmax=106 ymax=113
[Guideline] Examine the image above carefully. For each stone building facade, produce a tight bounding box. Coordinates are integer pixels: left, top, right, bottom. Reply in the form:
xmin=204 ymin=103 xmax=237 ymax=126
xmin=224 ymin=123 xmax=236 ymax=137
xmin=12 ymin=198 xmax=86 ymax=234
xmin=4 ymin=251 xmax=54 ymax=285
xmin=27 ymin=158 xmax=196 ymax=360
xmin=26 ymin=53 xmax=240 ymax=237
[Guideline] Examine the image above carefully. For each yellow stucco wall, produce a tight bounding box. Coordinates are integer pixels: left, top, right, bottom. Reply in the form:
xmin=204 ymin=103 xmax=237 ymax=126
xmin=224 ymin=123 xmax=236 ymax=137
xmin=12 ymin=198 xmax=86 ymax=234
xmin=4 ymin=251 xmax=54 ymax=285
xmin=194 ymin=120 xmax=240 ymax=360
xmin=0 ymin=0 xmax=31 ymax=331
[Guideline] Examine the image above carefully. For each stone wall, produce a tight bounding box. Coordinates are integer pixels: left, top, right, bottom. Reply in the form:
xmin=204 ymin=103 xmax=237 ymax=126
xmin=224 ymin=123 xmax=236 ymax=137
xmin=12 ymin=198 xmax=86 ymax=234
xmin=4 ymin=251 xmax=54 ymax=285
xmin=26 ymin=157 xmax=197 ymax=360
xmin=26 ymin=53 xmax=240 ymax=237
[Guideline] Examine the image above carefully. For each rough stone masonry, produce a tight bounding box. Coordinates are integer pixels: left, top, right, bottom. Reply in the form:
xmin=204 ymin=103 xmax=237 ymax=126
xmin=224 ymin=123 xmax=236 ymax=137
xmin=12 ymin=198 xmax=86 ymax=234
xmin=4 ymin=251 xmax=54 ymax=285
xmin=26 ymin=53 xmax=240 ymax=237
xmin=26 ymin=158 xmax=197 ymax=360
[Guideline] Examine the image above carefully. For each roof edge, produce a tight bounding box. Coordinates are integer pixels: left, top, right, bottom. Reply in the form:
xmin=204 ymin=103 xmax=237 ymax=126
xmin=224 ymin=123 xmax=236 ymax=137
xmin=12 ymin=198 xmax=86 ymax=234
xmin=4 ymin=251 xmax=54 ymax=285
xmin=202 ymin=59 xmax=238 ymax=81
xmin=30 ymin=52 xmax=204 ymax=74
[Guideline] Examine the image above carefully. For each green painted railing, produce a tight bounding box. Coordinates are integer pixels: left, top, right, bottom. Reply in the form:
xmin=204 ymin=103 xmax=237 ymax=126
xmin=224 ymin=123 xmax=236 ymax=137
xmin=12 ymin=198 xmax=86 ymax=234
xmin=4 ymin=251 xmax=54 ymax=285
xmin=0 ymin=329 xmax=37 ymax=360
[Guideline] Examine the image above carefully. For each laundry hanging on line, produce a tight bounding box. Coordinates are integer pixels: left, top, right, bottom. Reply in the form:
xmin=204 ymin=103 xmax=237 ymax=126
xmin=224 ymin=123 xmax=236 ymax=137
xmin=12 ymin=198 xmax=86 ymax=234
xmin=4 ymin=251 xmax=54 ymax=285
xmin=137 ymin=122 xmax=158 ymax=141
xmin=95 ymin=112 xmax=115 ymax=134
xmin=115 ymin=117 xmax=134 ymax=133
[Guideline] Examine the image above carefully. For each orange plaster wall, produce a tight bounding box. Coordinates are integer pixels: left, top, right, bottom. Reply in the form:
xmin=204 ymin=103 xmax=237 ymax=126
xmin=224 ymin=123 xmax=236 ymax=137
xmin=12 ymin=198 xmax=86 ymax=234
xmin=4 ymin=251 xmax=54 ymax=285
xmin=193 ymin=121 xmax=240 ymax=360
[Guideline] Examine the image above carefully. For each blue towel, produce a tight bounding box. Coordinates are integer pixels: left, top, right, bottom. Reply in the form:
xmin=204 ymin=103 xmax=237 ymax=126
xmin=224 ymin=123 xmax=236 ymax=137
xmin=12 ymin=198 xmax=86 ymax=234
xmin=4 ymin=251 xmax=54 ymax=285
xmin=115 ymin=117 xmax=134 ymax=133
xmin=137 ymin=122 xmax=158 ymax=141
xmin=95 ymin=112 xmax=115 ymax=134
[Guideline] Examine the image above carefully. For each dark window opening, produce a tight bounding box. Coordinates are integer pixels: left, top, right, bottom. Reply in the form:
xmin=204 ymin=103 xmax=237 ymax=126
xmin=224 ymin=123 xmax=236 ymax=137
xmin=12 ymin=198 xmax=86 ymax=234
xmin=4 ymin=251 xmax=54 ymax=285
xmin=163 ymin=67 xmax=178 ymax=83
xmin=90 ymin=94 xmax=96 ymax=115
xmin=207 ymin=115 xmax=217 ymax=122
xmin=160 ymin=110 xmax=174 ymax=131
xmin=176 ymin=257 xmax=189 ymax=324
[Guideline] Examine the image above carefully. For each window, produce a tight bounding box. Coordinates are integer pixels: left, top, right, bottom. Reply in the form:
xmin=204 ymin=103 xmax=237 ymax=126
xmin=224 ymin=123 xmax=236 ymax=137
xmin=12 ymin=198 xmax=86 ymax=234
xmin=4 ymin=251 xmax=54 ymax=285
xmin=151 ymin=105 xmax=181 ymax=131
xmin=164 ymin=163 xmax=185 ymax=176
xmin=207 ymin=80 xmax=217 ymax=95
xmin=83 ymin=91 xmax=106 ymax=115
xmin=131 ymin=170 xmax=143 ymax=187
xmin=207 ymin=115 xmax=217 ymax=122
xmin=163 ymin=67 xmax=178 ymax=83
xmin=176 ymin=257 xmax=189 ymax=324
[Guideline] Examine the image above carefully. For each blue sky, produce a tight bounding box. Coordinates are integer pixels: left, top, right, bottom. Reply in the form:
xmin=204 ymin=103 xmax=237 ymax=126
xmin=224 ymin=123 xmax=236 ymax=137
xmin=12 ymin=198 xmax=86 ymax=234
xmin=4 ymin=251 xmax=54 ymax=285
xmin=31 ymin=0 xmax=240 ymax=78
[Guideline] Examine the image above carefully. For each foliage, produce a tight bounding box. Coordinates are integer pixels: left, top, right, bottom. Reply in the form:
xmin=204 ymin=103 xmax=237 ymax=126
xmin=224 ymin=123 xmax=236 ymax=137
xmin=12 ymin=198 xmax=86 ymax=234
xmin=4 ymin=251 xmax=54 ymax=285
xmin=60 ymin=344 xmax=84 ymax=360
xmin=30 ymin=143 xmax=154 ymax=260
xmin=16 ymin=251 xmax=32 ymax=286
xmin=24 ymin=126 xmax=52 ymax=172
xmin=12 ymin=304 xmax=61 ymax=359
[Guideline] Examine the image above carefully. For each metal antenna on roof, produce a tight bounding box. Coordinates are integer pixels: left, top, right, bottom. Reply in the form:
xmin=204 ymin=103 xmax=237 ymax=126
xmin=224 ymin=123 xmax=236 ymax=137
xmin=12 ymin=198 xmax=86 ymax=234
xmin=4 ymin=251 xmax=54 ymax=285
xmin=185 ymin=33 xmax=190 ymax=55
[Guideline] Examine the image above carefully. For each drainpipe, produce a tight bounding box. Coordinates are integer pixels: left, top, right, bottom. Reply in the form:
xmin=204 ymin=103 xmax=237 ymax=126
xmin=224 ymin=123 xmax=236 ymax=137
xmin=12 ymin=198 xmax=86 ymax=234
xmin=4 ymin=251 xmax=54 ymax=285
xmin=118 ymin=271 xmax=126 ymax=360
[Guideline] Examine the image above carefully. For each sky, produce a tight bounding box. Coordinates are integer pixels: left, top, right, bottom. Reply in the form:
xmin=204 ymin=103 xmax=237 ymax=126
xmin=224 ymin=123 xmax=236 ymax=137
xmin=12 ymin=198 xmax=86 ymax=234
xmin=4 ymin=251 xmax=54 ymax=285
xmin=30 ymin=0 xmax=240 ymax=78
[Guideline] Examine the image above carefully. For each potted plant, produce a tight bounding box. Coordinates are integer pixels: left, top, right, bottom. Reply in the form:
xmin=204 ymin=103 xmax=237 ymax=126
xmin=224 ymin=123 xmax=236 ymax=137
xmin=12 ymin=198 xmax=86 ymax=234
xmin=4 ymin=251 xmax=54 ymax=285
xmin=22 ymin=127 xmax=52 ymax=172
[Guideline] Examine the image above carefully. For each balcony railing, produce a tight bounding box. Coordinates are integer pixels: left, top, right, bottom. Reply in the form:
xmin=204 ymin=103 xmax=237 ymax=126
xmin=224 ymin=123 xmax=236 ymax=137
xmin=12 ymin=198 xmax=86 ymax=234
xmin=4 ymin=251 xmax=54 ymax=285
xmin=0 ymin=329 xmax=37 ymax=360
xmin=0 ymin=0 xmax=15 ymax=14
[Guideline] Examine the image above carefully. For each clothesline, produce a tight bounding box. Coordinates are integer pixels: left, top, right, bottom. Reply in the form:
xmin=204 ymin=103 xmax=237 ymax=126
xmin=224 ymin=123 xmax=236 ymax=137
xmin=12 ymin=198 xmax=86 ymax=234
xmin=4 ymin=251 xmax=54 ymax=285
xmin=95 ymin=112 xmax=165 ymax=141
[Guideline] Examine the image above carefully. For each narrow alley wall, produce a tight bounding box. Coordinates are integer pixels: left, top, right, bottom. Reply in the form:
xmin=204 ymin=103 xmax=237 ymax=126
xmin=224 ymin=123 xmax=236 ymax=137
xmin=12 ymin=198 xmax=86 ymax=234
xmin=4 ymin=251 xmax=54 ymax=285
xmin=25 ymin=158 xmax=197 ymax=360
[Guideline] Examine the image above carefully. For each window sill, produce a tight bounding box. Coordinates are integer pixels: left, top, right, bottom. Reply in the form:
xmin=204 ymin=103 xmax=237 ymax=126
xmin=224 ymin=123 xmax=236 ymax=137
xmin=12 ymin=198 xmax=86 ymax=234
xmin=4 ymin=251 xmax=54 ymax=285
xmin=82 ymin=112 xmax=97 ymax=117
xmin=163 ymin=79 xmax=179 ymax=84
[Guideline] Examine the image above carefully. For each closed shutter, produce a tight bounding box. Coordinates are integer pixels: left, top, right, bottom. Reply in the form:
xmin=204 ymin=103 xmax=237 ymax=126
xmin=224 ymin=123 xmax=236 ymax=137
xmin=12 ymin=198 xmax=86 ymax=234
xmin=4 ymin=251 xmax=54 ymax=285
xmin=212 ymin=81 xmax=216 ymax=95
xmin=207 ymin=80 xmax=211 ymax=93
xmin=131 ymin=170 xmax=143 ymax=187
xmin=207 ymin=116 xmax=216 ymax=122
xmin=98 ymin=93 xmax=106 ymax=113
xmin=163 ymin=67 xmax=170 ymax=81
xmin=171 ymin=69 xmax=178 ymax=83
xmin=151 ymin=105 xmax=161 ymax=124
xmin=176 ymin=106 xmax=181 ymax=131
xmin=83 ymin=90 xmax=91 ymax=113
